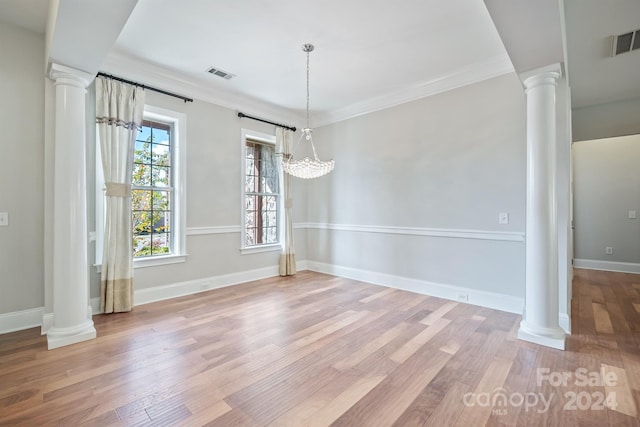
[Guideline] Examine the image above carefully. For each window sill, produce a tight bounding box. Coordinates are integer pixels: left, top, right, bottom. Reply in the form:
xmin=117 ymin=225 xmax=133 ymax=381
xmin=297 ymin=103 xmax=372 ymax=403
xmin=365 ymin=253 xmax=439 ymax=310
xmin=240 ymin=244 xmax=282 ymax=255
xmin=134 ymin=254 xmax=187 ymax=269
xmin=94 ymin=254 xmax=187 ymax=273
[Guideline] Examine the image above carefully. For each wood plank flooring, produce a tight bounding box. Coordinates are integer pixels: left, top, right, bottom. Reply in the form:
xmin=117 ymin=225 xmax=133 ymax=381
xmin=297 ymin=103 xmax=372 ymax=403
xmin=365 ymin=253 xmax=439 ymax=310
xmin=1 ymin=268 xmax=640 ymax=426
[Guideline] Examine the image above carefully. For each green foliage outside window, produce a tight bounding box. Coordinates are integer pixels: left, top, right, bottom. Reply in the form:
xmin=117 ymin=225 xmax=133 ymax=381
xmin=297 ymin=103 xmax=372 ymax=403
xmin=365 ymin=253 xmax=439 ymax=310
xmin=132 ymin=121 xmax=172 ymax=257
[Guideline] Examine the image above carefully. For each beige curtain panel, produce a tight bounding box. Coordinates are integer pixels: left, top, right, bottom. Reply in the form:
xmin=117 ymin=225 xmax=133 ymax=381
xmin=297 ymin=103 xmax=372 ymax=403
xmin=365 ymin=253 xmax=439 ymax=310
xmin=96 ymin=77 xmax=145 ymax=313
xmin=277 ymin=127 xmax=296 ymax=276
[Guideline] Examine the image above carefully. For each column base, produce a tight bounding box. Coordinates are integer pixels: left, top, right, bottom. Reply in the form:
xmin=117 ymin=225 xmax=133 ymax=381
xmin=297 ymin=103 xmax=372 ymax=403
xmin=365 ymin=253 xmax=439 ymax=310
xmin=47 ymin=319 xmax=96 ymax=350
xmin=517 ymin=320 xmax=566 ymax=350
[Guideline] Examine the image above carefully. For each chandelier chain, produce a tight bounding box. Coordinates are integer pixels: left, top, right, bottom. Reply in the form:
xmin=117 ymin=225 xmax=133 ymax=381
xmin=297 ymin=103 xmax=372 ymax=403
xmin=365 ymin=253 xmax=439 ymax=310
xmin=306 ymin=48 xmax=310 ymax=129
xmin=281 ymin=43 xmax=334 ymax=179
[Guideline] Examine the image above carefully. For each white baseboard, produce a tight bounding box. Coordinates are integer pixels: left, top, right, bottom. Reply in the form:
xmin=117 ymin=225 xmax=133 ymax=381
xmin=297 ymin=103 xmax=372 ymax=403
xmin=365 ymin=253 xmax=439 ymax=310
xmin=5 ymin=262 xmax=308 ymax=334
xmin=133 ymin=265 xmax=280 ymax=308
xmin=42 ymin=312 xmax=53 ymax=335
xmin=574 ymin=259 xmax=640 ymax=274
xmin=91 ymin=260 xmax=309 ymax=314
xmin=4 ymin=260 xmax=575 ymax=337
xmin=559 ymin=312 xmax=571 ymax=334
xmin=90 ymin=298 xmax=101 ymax=317
xmin=305 ymin=261 xmax=524 ymax=315
xmin=0 ymin=307 xmax=43 ymax=335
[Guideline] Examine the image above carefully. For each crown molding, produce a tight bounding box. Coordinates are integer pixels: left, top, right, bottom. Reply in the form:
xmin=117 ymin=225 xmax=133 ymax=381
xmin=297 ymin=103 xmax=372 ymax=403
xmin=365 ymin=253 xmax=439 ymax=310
xmin=312 ymin=53 xmax=514 ymax=127
xmin=101 ymin=50 xmax=513 ymax=129
xmin=100 ymin=51 xmax=305 ymax=127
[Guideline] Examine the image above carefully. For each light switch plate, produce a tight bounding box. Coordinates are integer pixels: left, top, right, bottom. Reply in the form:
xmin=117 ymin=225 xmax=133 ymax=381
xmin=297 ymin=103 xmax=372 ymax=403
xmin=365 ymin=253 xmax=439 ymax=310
xmin=629 ymin=210 xmax=637 ymax=219
xmin=0 ymin=212 xmax=8 ymax=226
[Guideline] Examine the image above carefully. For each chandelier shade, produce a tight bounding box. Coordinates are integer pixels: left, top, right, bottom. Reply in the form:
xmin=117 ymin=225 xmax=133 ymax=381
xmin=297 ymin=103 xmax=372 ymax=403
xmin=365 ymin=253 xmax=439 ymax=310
xmin=282 ymin=128 xmax=335 ymax=179
xmin=282 ymin=44 xmax=334 ymax=179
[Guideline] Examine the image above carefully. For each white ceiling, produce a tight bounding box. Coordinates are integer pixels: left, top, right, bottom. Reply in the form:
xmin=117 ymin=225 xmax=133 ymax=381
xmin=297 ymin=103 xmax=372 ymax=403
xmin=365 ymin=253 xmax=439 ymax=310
xmin=106 ymin=0 xmax=511 ymax=122
xmin=1 ymin=0 xmax=639 ymax=120
xmin=564 ymin=0 xmax=640 ymax=109
xmin=483 ymin=0 xmax=565 ymax=75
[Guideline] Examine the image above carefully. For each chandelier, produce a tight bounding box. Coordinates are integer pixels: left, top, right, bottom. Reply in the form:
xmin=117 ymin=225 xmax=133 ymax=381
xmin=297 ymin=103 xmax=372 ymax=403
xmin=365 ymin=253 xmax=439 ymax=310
xmin=282 ymin=44 xmax=335 ymax=179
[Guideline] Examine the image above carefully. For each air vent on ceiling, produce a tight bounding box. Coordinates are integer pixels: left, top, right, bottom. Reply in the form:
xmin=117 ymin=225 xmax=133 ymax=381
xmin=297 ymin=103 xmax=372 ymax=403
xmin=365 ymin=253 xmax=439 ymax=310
xmin=207 ymin=67 xmax=235 ymax=80
xmin=611 ymin=28 xmax=640 ymax=56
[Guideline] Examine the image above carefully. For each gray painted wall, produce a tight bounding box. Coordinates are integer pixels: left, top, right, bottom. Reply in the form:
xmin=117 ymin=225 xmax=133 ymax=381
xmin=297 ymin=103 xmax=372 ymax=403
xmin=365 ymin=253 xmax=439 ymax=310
xmin=573 ymin=98 xmax=640 ymax=142
xmin=86 ymin=89 xmax=308 ymax=298
xmin=306 ymin=73 xmax=527 ymax=297
xmin=573 ymin=135 xmax=640 ymax=263
xmin=0 ymin=22 xmax=45 ymax=314
xmin=1 ymin=22 xmax=562 ymax=320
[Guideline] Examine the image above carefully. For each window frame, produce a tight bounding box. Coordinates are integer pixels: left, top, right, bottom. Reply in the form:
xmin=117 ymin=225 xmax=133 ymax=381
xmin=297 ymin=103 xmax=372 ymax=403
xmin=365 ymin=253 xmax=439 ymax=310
xmin=240 ymin=128 xmax=283 ymax=254
xmin=95 ymin=105 xmax=187 ymax=270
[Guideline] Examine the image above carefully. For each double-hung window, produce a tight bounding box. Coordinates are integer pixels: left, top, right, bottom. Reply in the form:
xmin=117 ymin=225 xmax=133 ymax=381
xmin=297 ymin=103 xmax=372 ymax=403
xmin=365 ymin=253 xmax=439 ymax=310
xmin=96 ymin=105 xmax=186 ymax=269
xmin=132 ymin=120 xmax=173 ymax=257
xmin=241 ymin=129 xmax=281 ymax=253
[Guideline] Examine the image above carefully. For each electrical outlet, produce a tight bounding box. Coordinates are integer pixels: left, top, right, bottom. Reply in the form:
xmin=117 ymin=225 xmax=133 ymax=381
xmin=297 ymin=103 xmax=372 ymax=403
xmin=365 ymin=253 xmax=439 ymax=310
xmin=498 ymin=212 xmax=509 ymax=225
xmin=456 ymin=292 xmax=469 ymax=302
xmin=605 ymin=247 xmax=613 ymax=255
xmin=629 ymin=210 xmax=637 ymax=219
xmin=0 ymin=212 xmax=8 ymax=226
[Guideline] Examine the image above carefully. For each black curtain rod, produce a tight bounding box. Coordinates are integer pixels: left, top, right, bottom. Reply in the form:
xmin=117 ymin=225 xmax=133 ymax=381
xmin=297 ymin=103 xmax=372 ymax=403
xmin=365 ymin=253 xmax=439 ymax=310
xmin=237 ymin=112 xmax=296 ymax=132
xmin=97 ymin=72 xmax=193 ymax=103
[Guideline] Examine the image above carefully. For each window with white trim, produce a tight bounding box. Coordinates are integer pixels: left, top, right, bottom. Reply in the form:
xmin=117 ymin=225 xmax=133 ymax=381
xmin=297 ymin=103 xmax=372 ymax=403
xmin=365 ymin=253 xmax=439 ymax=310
xmin=96 ymin=106 xmax=187 ymax=269
xmin=241 ymin=129 xmax=281 ymax=252
xmin=132 ymin=119 xmax=173 ymax=257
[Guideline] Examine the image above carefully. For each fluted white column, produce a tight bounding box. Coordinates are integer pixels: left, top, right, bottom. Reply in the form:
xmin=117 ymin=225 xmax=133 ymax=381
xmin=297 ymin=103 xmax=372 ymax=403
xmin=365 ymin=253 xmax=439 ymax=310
xmin=517 ymin=64 xmax=566 ymax=350
xmin=46 ymin=63 xmax=96 ymax=350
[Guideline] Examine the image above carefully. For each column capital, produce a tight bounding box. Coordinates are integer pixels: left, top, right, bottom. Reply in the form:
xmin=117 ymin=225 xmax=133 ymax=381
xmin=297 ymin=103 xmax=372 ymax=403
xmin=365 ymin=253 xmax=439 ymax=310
xmin=48 ymin=63 xmax=94 ymax=89
xmin=520 ymin=63 xmax=562 ymax=90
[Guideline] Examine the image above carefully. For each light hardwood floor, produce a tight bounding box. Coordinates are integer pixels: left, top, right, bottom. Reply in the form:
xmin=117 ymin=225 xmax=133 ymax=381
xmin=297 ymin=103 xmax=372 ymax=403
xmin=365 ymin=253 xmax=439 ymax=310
xmin=1 ymin=269 xmax=639 ymax=426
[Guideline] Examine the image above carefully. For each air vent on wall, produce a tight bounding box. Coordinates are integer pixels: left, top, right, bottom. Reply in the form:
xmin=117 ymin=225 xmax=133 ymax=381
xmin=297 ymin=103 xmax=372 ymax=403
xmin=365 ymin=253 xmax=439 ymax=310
xmin=611 ymin=28 xmax=640 ymax=56
xmin=207 ymin=67 xmax=235 ymax=80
